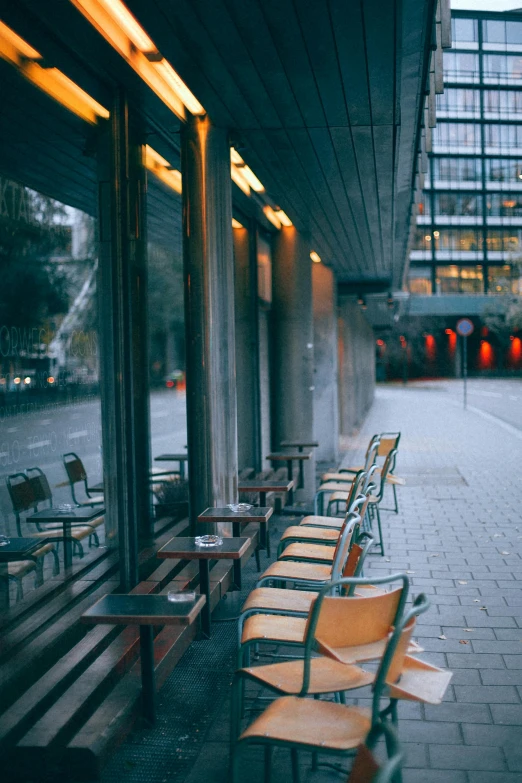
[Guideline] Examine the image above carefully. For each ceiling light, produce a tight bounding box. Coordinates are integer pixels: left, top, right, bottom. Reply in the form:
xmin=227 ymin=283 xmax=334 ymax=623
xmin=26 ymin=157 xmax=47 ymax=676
xmin=145 ymin=145 xmax=182 ymax=193
xmin=70 ymin=0 xmax=205 ymax=119
xmin=310 ymin=251 xmax=321 ymax=264
xmin=274 ymin=208 xmax=292 ymax=227
xmin=230 ymin=165 xmax=251 ymax=196
xmin=263 ymin=205 xmax=282 ymax=229
xmin=230 ymin=148 xmax=264 ymax=192
xmin=232 ymin=218 xmax=244 ymax=229
xmin=0 ymin=20 xmax=109 ymax=124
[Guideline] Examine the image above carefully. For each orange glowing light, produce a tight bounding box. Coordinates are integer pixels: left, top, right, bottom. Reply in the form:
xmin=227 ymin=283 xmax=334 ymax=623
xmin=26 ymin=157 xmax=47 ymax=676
xmin=445 ymin=328 xmax=454 ymax=335
xmin=508 ymin=336 xmax=522 ymax=366
xmin=478 ymin=340 xmax=494 ymax=370
xmin=376 ymin=339 xmax=384 ymax=346
xmin=425 ymin=334 xmax=436 ymax=361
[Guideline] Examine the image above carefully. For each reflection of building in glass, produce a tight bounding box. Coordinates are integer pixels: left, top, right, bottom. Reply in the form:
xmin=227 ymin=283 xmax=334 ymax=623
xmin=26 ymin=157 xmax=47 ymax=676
xmin=409 ymin=10 xmax=522 ymax=298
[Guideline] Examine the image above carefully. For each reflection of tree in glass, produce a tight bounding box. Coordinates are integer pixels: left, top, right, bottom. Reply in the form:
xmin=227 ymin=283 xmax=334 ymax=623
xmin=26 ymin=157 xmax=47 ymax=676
xmin=0 ymin=189 xmax=69 ymax=326
xmin=147 ymin=243 xmax=185 ymax=385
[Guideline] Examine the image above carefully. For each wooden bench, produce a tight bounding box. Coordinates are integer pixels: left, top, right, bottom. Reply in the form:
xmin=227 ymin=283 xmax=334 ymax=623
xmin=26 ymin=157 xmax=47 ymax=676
xmin=0 ymin=516 xmax=260 ymax=780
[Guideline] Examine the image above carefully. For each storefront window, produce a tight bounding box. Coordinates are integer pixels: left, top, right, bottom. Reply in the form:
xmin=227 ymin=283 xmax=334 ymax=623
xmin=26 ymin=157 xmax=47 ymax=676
xmin=0 ymin=178 xmax=106 ymax=604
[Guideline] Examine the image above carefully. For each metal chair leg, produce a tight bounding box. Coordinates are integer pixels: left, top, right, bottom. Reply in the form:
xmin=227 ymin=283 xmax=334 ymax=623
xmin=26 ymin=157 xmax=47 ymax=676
xmin=376 ymin=506 xmax=385 ymax=556
xmin=264 ymin=746 xmax=272 ymax=783
xmin=291 ymin=748 xmax=300 ymax=783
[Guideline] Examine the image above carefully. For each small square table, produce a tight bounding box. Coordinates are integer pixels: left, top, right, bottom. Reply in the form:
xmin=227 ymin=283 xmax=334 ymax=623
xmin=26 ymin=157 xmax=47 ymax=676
xmin=27 ymin=506 xmax=105 ymax=569
xmin=236 ymin=485 xmax=292 ymax=556
xmin=266 ymin=450 xmax=312 ymax=499
xmin=81 ymin=592 xmax=205 ymax=723
xmin=157 ymin=536 xmax=250 ymax=638
xmin=198 ymin=506 xmax=273 ymax=561
xmin=154 ymin=453 xmax=189 ymax=479
xmin=0 ymin=537 xmax=48 ymax=611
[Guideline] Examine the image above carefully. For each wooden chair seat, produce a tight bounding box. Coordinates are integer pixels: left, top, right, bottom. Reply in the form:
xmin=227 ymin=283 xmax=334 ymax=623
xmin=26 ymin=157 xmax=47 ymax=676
xmin=318 ymin=481 xmax=353 ymax=492
xmin=241 ymin=614 xmax=306 ymax=646
xmin=242 ymin=587 xmax=317 ymax=615
xmin=279 ymin=542 xmax=337 ymax=563
xmin=388 ymin=655 xmax=452 ymax=704
xmin=8 ymin=559 xmax=36 ymax=578
xmin=259 ymin=560 xmax=332 ymax=583
xmin=279 ymin=525 xmax=339 ymax=545
xmin=32 ymin=542 xmax=56 ymax=558
xmin=241 ymin=656 xmax=374 ymax=695
xmin=317 ymin=636 xmax=424 ymax=665
xmin=329 ymin=490 xmax=350 ymax=503
xmin=42 ymin=525 xmax=97 ymax=542
xmin=240 ymin=695 xmax=371 ymax=751
xmin=322 ymin=472 xmax=355 ymax=482
xmin=299 ymin=515 xmax=344 ymax=528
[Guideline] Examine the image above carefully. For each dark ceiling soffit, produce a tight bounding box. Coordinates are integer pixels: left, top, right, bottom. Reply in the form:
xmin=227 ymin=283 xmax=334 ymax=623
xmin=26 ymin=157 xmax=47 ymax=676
xmin=337 ymin=279 xmax=392 ymax=296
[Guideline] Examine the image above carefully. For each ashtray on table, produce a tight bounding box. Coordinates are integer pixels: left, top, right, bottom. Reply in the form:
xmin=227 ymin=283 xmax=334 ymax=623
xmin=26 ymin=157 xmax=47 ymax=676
xmin=226 ymin=503 xmax=253 ymax=513
xmin=195 ymin=535 xmax=223 ymax=547
xmin=167 ymin=590 xmax=197 ymax=603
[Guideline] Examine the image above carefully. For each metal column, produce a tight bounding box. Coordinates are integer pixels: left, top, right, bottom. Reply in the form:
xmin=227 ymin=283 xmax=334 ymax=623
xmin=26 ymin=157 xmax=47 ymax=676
xmin=181 ymin=115 xmax=238 ymax=531
xmin=97 ymin=90 xmax=152 ymax=591
xmin=271 ymin=228 xmax=315 ymax=500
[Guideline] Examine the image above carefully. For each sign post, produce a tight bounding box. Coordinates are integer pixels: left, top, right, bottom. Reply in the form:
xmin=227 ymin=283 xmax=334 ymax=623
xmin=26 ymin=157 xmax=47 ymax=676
xmin=456 ymin=318 xmax=474 ymax=410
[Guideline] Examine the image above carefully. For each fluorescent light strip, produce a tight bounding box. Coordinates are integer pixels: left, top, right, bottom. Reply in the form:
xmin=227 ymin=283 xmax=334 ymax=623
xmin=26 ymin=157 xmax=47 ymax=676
xmin=230 ymin=164 xmax=251 ymax=196
xmin=70 ymin=0 xmax=205 ymax=120
xmin=145 ymin=145 xmax=182 ymax=193
xmin=263 ymin=205 xmax=281 ymax=229
xmin=310 ymin=251 xmax=321 ymax=264
xmin=230 ymin=147 xmax=264 ymax=193
xmin=0 ymin=20 xmax=109 ymax=124
xmin=274 ymin=208 xmax=292 ymax=227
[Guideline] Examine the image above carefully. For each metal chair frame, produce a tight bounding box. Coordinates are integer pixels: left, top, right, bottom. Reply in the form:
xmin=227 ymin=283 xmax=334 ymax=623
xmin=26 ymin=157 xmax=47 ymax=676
xmin=231 ymin=576 xmax=428 ymax=783
xmin=62 ymin=452 xmax=104 ymax=507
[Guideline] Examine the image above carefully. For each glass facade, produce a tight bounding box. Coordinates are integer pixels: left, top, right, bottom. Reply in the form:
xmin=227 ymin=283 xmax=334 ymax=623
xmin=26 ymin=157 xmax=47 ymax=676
xmin=410 ymin=11 xmax=522 ymax=297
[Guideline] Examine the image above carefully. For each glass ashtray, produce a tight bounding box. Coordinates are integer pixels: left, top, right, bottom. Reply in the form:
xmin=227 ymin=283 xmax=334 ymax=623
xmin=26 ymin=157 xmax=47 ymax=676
xmin=195 ymin=534 xmax=223 ymax=547
xmin=226 ymin=503 xmax=253 ymax=513
xmin=0 ymin=534 xmax=10 ymax=547
xmin=56 ymin=503 xmax=74 ymax=514
xmin=167 ymin=590 xmax=196 ymax=603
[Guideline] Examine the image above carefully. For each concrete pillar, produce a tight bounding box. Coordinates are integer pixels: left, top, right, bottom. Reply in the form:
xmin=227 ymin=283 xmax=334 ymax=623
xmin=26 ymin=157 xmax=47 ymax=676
xmin=97 ymin=90 xmax=151 ymax=590
xmin=272 ymin=228 xmax=315 ymax=500
xmin=181 ymin=115 xmax=238 ymax=530
xmin=312 ymin=263 xmax=339 ymax=465
xmin=234 ymin=223 xmax=261 ymax=472
xmin=338 ymin=299 xmax=375 ymax=436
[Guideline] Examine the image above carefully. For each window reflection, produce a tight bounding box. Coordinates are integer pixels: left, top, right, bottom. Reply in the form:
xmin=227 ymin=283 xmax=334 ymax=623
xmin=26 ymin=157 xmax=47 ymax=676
xmin=487 ymin=265 xmax=518 ymax=295
xmin=435 ymin=193 xmax=480 ymax=217
xmin=408 ymin=267 xmax=432 ymax=295
xmin=486 ymin=229 xmax=522 ymax=252
xmin=486 ymin=158 xmax=522 ymax=183
xmin=432 ymin=157 xmax=481 ymax=184
xmin=436 ymin=265 xmax=484 ymax=293
xmin=435 ymin=230 xmax=483 ymax=251
xmin=487 ymin=194 xmax=522 ymax=217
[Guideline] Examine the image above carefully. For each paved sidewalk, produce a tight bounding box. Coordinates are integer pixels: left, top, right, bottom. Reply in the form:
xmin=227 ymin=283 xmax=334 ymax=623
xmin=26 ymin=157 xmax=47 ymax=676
xmin=101 ymin=382 xmax=522 ymax=783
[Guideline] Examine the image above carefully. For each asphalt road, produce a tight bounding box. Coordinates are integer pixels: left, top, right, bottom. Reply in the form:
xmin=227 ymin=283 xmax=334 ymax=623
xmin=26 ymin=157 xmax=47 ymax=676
xmin=0 ymin=389 xmax=187 ymax=519
xmin=411 ymin=378 xmax=522 ymax=432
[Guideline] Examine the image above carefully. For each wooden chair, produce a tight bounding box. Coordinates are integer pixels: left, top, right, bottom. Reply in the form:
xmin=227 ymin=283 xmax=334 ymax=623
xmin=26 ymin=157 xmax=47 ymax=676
xmin=346 ymin=723 xmax=403 ymax=783
xmin=62 ymin=452 xmax=104 ymax=507
xmin=325 ymin=433 xmax=403 ymax=515
xmin=230 ymin=586 xmax=430 ymax=783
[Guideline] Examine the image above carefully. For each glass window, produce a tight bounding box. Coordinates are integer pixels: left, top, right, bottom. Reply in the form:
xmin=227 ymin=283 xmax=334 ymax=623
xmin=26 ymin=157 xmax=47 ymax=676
xmin=412 ymin=228 xmax=433 ymax=252
xmin=435 ymin=193 xmax=479 ymax=217
xmin=487 ymin=229 xmax=522 ymax=252
xmin=437 ymin=88 xmax=480 ymax=113
xmin=487 ymin=193 xmax=522 ymax=217
xmin=436 ymin=265 xmax=483 ymax=293
xmin=484 ymin=89 xmax=522 ymax=117
xmin=484 ymin=54 xmax=522 ymax=81
xmin=486 ymin=158 xmax=522 ymax=183
xmin=417 ymin=197 xmax=430 ymax=217
xmin=507 ymin=21 xmax=522 ymax=45
xmin=435 ymin=230 xmax=482 ymax=251
xmin=452 ymin=17 xmax=478 ymax=43
xmin=484 ymin=20 xmax=506 ymax=44
xmin=408 ymin=267 xmax=432 ymax=295
xmin=432 ymin=157 xmax=481 ymax=185
xmin=488 ymin=265 xmax=517 ymax=294
xmin=443 ymin=52 xmax=479 ymax=81
xmin=484 ymin=124 xmax=522 ymax=151
xmin=432 ymin=123 xmax=480 ymax=151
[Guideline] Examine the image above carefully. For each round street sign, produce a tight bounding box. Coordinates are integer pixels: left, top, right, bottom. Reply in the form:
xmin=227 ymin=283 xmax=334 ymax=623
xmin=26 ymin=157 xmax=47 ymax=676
xmin=456 ymin=318 xmax=474 ymax=337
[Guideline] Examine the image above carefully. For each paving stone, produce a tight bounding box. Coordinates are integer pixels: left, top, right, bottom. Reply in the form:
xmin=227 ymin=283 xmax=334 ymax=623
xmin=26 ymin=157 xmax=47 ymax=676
xmin=454 ymin=686 xmax=520 ymax=703
xmin=428 ymin=744 xmax=505 ymax=771
xmin=424 ymin=702 xmax=491 ymax=724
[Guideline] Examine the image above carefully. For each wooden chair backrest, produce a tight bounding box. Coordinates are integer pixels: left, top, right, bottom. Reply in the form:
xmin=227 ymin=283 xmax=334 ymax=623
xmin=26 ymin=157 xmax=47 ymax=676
xmin=6 ymin=473 xmax=36 ymax=513
xmin=377 ymin=433 xmax=400 ymax=458
xmin=311 ymin=588 xmax=403 ymax=649
xmin=63 ymin=453 xmax=86 ymax=484
xmin=343 ymin=471 xmax=367 ymax=512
